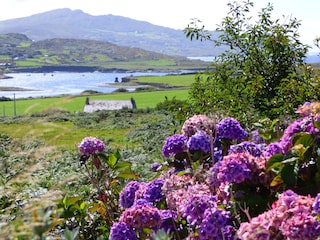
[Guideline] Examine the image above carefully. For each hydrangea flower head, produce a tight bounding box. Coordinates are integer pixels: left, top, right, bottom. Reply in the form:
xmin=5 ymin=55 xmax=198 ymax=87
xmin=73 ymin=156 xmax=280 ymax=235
xmin=217 ymin=117 xmax=247 ymax=141
xmin=143 ymin=178 xmax=164 ymax=203
xmin=119 ymin=204 xmax=162 ymax=230
xmin=181 ymin=194 xmax=216 ymax=225
xmin=263 ymin=142 xmax=283 ymax=158
xmin=313 ymin=193 xmax=320 ymax=214
xmin=296 ymin=101 xmax=320 ymax=118
xmin=182 ymin=114 xmax=216 ymax=138
xmin=109 ymin=222 xmax=137 ymax=240
xmin=228 ymin=141 xmax=264 ymax=157
xmin=78 ymin=136 xmax=105 ymax=156
xmin=251 ymin=129 xmax=266 ymax=144
xmin=187 ymin=131 xmax=211 ymax=153
xmin=162 ymin=134 xmax=187 ymax=157
xmin=119 ymin=181 xmax=142 ymax=208
xmin=199 ymin=207 xmax=235 ymax=240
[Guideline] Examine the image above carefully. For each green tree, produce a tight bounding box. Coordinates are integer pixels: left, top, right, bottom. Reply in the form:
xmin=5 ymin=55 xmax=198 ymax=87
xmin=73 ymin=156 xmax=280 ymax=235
xmin=184 ymin=0 xmax=320 ymax=120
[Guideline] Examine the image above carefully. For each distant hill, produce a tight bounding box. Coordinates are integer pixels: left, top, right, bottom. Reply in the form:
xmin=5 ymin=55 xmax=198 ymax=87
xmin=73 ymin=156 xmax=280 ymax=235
xmin=0 ymin=33 xmax=210 ymax=72
xmin=0 ymin=8 xmax=225 ymax=57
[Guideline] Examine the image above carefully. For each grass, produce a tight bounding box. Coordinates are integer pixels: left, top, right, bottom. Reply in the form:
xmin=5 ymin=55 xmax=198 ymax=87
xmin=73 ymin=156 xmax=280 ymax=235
xmin=1 ymin=89 xmax=190 ymax=116
xmin=135 ymin=74 xmax=197 ymax=87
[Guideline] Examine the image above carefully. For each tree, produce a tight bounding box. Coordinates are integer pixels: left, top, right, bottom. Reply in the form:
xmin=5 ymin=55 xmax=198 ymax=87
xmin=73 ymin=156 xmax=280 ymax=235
xmin=184 ymin=0 xmax=320 ymax=120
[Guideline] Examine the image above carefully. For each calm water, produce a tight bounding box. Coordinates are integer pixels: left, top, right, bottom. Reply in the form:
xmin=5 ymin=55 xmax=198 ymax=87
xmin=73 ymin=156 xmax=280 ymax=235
xmin=0 ymin=71 xmax=168 ymax=99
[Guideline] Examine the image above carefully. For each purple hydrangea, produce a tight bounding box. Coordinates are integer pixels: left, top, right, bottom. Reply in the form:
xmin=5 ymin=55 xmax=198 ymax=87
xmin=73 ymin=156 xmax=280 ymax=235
xmin=181 ymin=194 xmax=216 ymax=225
xmin=228 ymin=141 xmax=264 ymax=157
xmin=263 ymin=142 xmax=283 ymax=158
xmin=187 ymin=131 xmax=211 ymax=153
xmin=78 ymin=137 xmax=105 ymax=156
xmin=216 ymin=153 xmax=252 ymax=184
xmin=313 ymin=193 xmax=320 ymax=214
xmin=159 ymin=210 xmax=178 ymax=232
xmin=119 ymin=181 xmax=142 ymax=208
xmin=251 ymin=129 xmax=266 ymax=144
xmin=109 ymin=222 xmax=137 ymax=240
xmin=150 ymin=162 xmax=162 ymax=172
xmin=217 ymin=117 xmax=248 ymax=141
xmin=143 ymin=178 xmax=164 ymax=203
xmin=279 ymin=118 xmax=318 ymax=153
xmin=199 ymin=207 xmax=235 ymax=240
xmin=162 ymin=134 xmax=188 ymax=157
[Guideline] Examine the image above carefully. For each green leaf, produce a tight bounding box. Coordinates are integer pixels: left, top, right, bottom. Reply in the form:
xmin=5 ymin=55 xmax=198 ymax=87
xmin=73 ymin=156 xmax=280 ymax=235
xmin=281 ymin=164 xmax=297 ymax=186
xmin=266 ymin=154 xmax=284 ymax=169
xmin=270 ymin=174 xmax=284 ymax=187
xmin=117 ymin=172 xmax=140 ymax=179
xmin=292 ymin=132 xmax=314 ymax=147
xmin=107 ymin=153 xmax=118 ymax=168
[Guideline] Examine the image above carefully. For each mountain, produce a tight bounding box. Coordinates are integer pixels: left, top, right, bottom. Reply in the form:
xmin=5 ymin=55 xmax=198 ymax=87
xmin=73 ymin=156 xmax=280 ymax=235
xmin=0 ymin=8 xmax=223 ymax=57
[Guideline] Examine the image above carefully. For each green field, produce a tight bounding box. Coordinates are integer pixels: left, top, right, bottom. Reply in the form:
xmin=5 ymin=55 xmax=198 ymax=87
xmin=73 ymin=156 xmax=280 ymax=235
xmin=1 ymin=89 xmax=190 ymax=116
xmin=0 ymin=73 xmax=195 ymax=116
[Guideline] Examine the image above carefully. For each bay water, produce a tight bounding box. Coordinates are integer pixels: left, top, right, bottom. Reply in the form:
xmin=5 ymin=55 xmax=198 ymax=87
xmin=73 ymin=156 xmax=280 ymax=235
xmin=0 ymin=71 xmax=168 ymax=99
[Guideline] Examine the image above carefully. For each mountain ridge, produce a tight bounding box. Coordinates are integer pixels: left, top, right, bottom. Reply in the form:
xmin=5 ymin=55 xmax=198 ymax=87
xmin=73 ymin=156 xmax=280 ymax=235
xmin=0 ymin=8 xmax=223 ymax=57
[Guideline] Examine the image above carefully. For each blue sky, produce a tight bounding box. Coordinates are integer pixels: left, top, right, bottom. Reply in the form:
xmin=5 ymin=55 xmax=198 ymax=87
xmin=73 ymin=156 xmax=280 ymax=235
xmin=2 ymin=0 xmax=320 ymax=53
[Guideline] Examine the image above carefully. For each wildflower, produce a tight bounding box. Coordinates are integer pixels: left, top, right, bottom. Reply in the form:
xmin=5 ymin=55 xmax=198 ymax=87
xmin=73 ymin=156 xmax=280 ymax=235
xmin=187 ymin=131 xmax=211 ymax=153
xmin=182 ymin=114 xmax=216 ymax=138
xmin=217 ymin=117 xmax=247 ymax=141
xmin=162 ymin=134 xmax=187 ymax=157
xmin=109 ymin=222 xmax=137 ymax=240
xmin=78 ymin=136 xmax=105 ymax=156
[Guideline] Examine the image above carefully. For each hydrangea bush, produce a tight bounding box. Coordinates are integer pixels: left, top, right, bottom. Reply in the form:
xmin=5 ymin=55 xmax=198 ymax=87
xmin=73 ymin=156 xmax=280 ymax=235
xmin=77 ymin=102 xmax=320 ymax=239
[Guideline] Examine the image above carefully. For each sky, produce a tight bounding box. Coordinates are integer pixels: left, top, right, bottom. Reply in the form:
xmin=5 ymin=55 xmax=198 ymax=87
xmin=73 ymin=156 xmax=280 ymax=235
xmin=1 ymin=0 xmax=320 ymax=53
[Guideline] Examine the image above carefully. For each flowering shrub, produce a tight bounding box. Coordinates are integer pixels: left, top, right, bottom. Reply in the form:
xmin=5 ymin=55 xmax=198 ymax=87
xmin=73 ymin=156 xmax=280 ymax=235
xmin=72 ymin=102 xmax=320 ymax=239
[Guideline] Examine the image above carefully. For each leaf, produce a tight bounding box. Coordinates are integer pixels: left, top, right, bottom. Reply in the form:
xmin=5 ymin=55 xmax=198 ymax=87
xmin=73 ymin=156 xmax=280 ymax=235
xmin=117 ymin=172 xmax=140 ymax=179
xmin=270 ymin=174 xmax=284 ymax=187
xmin=107 ymin=153 xmax=118 ymax=168
xmin=292 ymin=132 xmax=314 ymax=147
xmin=266 ymin=154 xmax=284 ymax=169
xmin=281 ymin=164 xmax=297 ymax=186
xmin=62 ymin=196 xmax=82 ymax=207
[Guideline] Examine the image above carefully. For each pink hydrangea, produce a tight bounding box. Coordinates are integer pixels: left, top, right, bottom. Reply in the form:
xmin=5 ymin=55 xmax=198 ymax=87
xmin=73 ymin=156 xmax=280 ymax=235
xmin=237 ymin=190 xmax=320 ymax=239
xmin=119 ymin=204 xmax=162 ymax=230
xmin=182 ymin=114 xmax=216 ymax=138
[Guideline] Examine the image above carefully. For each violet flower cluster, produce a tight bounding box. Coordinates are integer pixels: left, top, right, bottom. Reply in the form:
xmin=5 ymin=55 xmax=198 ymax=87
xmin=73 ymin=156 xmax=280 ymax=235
xmin=109 ymin=222 xmax=137 ymax=240
xmin=217 ymin=117 xmax=248 ymax=141
xmin=119 ymin=181 xmax=142 ymax=208
xmin=199 ymin=207 xmax=235 ymax=240
xmin=228 ymin=141 xmax=264 ymax=157
xmin=187 ymin=130 xmax=211 ymax=153
xmin=237 ymin=190 xmax=320 ymax=239
xmin=161 ymin=134 xmax=187 ymax=157
xmin=78 ymin=136 xmax=105 ymax=156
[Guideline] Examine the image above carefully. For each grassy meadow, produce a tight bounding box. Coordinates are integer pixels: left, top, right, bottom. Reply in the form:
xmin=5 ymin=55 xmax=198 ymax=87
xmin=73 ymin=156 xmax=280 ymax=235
xmin=0 ymin=73 xmax=197 ymax=116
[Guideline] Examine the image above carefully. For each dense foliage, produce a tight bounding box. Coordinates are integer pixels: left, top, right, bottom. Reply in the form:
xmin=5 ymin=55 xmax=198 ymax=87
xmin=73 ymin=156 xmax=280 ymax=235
xmin=184 ymin=1 xmax=320 ymax=120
